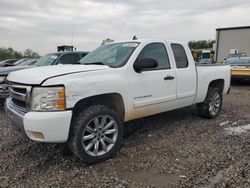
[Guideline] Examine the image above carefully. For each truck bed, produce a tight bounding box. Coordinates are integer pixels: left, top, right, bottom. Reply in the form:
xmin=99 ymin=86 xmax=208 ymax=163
xmin=194 ymin=64 xmax=231 ymax=104
xmin=196 ymin=63 xmax=227 ymax=66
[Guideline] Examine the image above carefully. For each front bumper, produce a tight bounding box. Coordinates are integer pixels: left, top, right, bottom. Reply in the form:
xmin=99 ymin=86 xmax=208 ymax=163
xmin=5 ymin=98 xmax=72 ymax=143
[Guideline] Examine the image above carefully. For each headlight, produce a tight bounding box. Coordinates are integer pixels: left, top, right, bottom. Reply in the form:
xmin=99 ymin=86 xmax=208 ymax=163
xmin=0 ymin=76 xmax=6 ymax=83
xmin=31 ymin=86 xmax=65 ymax=111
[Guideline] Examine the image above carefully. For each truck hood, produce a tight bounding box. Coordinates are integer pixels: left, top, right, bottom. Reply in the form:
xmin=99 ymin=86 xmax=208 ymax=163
xmin=0 ymin=66 xmax=34 ymax=76
xmin=7 ymin=65 xmax=110 ymax=85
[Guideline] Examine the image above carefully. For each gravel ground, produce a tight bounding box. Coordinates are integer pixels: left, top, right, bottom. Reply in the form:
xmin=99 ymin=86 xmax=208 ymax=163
xmin=0 ymin=83 xmax=249 ymax=187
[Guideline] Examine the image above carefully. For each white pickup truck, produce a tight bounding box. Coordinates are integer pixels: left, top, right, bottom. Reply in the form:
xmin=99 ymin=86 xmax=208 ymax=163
xmin=5 ymin=39 xmax=230 ymax=163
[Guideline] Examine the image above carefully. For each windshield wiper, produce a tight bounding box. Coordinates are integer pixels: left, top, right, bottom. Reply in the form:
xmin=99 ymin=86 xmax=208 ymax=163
xmin=82 ymin=61 xmax=114 ymax=68
xmin=83 ymin=62 xmax=105 ymax=65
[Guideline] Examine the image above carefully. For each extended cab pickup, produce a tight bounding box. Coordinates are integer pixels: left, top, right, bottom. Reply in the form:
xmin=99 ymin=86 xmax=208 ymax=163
xmin=5 ymin=39 xmax=230 ymax=163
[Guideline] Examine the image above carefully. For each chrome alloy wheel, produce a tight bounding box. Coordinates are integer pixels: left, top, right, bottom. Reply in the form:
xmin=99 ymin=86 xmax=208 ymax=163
xmin=209 ymin=92 xmax=221 ymax=116
xmin=82 ymin=115 xmax=118 ymax=157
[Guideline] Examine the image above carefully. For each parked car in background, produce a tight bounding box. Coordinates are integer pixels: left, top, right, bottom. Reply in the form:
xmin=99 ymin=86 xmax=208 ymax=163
xmin=198 ymin=58 xmax=212 ymax=64
xmin=34 ymin=51 xmax=88 ymax=66
xmin=5 ymin=39 xmax=230 ymax=163
xmin=3 ymin=58 xmax=30 ymax=67
xmin=19 ymin=59 xmax=38 ymax=66
xmin=225 ymin=57 xmax=250 ymax=81
xmin=227 ymin=52 xmax=246 ymax=59
xmin=0 ymin=51 xmax=88 ymax=101
xmin=0 ymin=59 xmax=18 ymax=67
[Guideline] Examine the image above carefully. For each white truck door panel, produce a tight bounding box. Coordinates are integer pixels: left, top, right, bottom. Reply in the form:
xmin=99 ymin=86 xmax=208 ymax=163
xmin=133 ymin=70 xmax=176 ymax=108
xmin=171 ymin=43 xmax=196 ymax=108
xmin=128 ymin=43 xmax=177 ymax=120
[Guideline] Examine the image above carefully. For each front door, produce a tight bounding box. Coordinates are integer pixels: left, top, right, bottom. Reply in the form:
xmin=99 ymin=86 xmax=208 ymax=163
xmin=128 ymin=42 xmax=177 ymax=120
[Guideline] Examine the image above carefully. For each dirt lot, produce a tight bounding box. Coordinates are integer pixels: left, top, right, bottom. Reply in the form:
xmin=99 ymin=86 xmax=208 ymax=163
xmin=0 ymin=84 xmax=249 ymax=187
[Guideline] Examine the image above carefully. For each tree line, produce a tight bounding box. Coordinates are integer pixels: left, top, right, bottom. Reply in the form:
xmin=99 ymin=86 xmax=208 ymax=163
xmin=1 ymin=39 xmax=215 ymax=61
xmin=0 ymin=47 xmax=40 ymax=61
xmin=188 ymin=40 xmax=215 ymax=49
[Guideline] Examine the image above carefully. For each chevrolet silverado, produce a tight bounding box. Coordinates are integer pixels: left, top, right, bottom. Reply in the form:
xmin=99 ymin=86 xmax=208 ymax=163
xmin=6 ymin=39 xmax=230 ymax=163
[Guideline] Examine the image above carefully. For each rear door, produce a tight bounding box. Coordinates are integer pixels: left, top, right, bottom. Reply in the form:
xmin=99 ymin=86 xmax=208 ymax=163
xmin=128 ymin=42 xmax=177 ymax=120
xmin=171 ymin=43 xmax=196 ymax=108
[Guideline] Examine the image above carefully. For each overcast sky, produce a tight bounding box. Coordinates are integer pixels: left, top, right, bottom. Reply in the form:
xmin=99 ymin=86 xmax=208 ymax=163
xmin=1 ymin=0 xmax=250 ymax=55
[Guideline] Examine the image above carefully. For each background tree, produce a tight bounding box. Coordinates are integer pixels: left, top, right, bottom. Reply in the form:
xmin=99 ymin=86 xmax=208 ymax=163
xmin=0 ymin=47 xmax=13 ymax=60
xmin=188 ymin=40 xmax=215 ymax=49
xmin=23 ymin=48 xmax=40 ymax=58
xmin=13 ymin=51 xmax=23 ymax=59
xmin=0 ymin=47 xmax=40 ymax=61
xmin=101 ymin=38 xmax=114 ymax=45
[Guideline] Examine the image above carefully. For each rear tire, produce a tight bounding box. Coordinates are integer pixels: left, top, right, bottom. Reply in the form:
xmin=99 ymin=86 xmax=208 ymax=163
xmin=197 ymin=87 xmax=222 ymax=119
xmin=68 ymin=105 xmax=123 ymax=164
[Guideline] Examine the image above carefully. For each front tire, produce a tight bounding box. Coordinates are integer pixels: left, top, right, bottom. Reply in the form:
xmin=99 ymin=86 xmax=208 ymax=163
xmin=197 ymin=87 xmax=222 ymax=119
xmin=68 ymin=105 xmax=123 ymax=164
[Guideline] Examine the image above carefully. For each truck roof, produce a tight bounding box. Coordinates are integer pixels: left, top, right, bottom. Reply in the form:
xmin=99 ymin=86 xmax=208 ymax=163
xmin=109 ymin=39 xmax=186 ymax=45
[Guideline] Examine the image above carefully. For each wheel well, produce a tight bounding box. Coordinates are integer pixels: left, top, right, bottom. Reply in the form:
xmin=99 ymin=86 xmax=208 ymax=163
xmin=209 ymin=79 xmax=224 ymax=93
xmin=72 ymin=93 xmax=125 ymax=121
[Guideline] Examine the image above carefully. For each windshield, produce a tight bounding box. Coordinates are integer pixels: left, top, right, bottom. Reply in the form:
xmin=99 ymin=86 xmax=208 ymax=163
xmin=80 ymin=42 xmax=139 ymax=67
xmin=19 ymin=59 xmax=37 ymax=66
xmin=12 ymin=58 xmax=29 ymax=65
xmin=35 ymin=54 xmax=58 ymax=66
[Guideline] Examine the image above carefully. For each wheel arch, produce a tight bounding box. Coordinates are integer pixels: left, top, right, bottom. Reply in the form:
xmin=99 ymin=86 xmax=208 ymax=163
xmin=208 ymin=79 xmax=225 ymax=93
xmin=72 ymin=93 xmax=125 ymax=121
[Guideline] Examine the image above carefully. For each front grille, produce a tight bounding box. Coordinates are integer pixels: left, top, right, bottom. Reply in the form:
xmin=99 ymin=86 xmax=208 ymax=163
xmin=9 ymin=84 xmax=31 ymax=112
xmin=12 ymin=98 xmax=26 ymax=109
xmin=12 ymin=87 xmax=26 ymax=95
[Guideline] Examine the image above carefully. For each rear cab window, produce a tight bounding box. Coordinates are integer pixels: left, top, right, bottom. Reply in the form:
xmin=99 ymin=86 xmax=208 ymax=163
xmin=171 ymin=44 xmax=189 ymax=68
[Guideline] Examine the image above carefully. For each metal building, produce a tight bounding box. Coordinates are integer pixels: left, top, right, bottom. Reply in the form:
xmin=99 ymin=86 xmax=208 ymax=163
xmin=215 ymin=26 xmax=250 ymax=62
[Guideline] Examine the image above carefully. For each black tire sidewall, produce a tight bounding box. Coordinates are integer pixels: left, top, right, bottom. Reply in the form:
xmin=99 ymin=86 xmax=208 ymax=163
xmin=68 ymin=105 xmax=123 ymax=164
xmin=198 ymin=87 xmax=223 ymax=119
xmin=208 ymin=88 xmax=222 ymax=118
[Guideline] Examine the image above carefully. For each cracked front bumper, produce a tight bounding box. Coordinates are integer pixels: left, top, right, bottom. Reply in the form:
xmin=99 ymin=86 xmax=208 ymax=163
xmin=5 ymin=97 xmax=73 ymax=143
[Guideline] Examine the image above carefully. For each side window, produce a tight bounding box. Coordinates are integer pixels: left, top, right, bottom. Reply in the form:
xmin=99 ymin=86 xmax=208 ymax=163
xmin=171 ymin=44 xmax=188 ymax=68
xmin=58 ymin=54 xmax=80 ymax=64
xmin=137 ymin=43 xmax=170 ymax=70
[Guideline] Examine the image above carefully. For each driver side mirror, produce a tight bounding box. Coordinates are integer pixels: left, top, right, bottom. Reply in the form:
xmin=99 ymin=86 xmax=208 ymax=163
xmin=133 ymin=58 xmax=158 ymax=73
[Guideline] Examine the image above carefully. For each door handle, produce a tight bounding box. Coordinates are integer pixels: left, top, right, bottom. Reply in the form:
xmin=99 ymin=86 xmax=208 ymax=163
xmin=164 ymin=75 xmax=175 ymax=80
